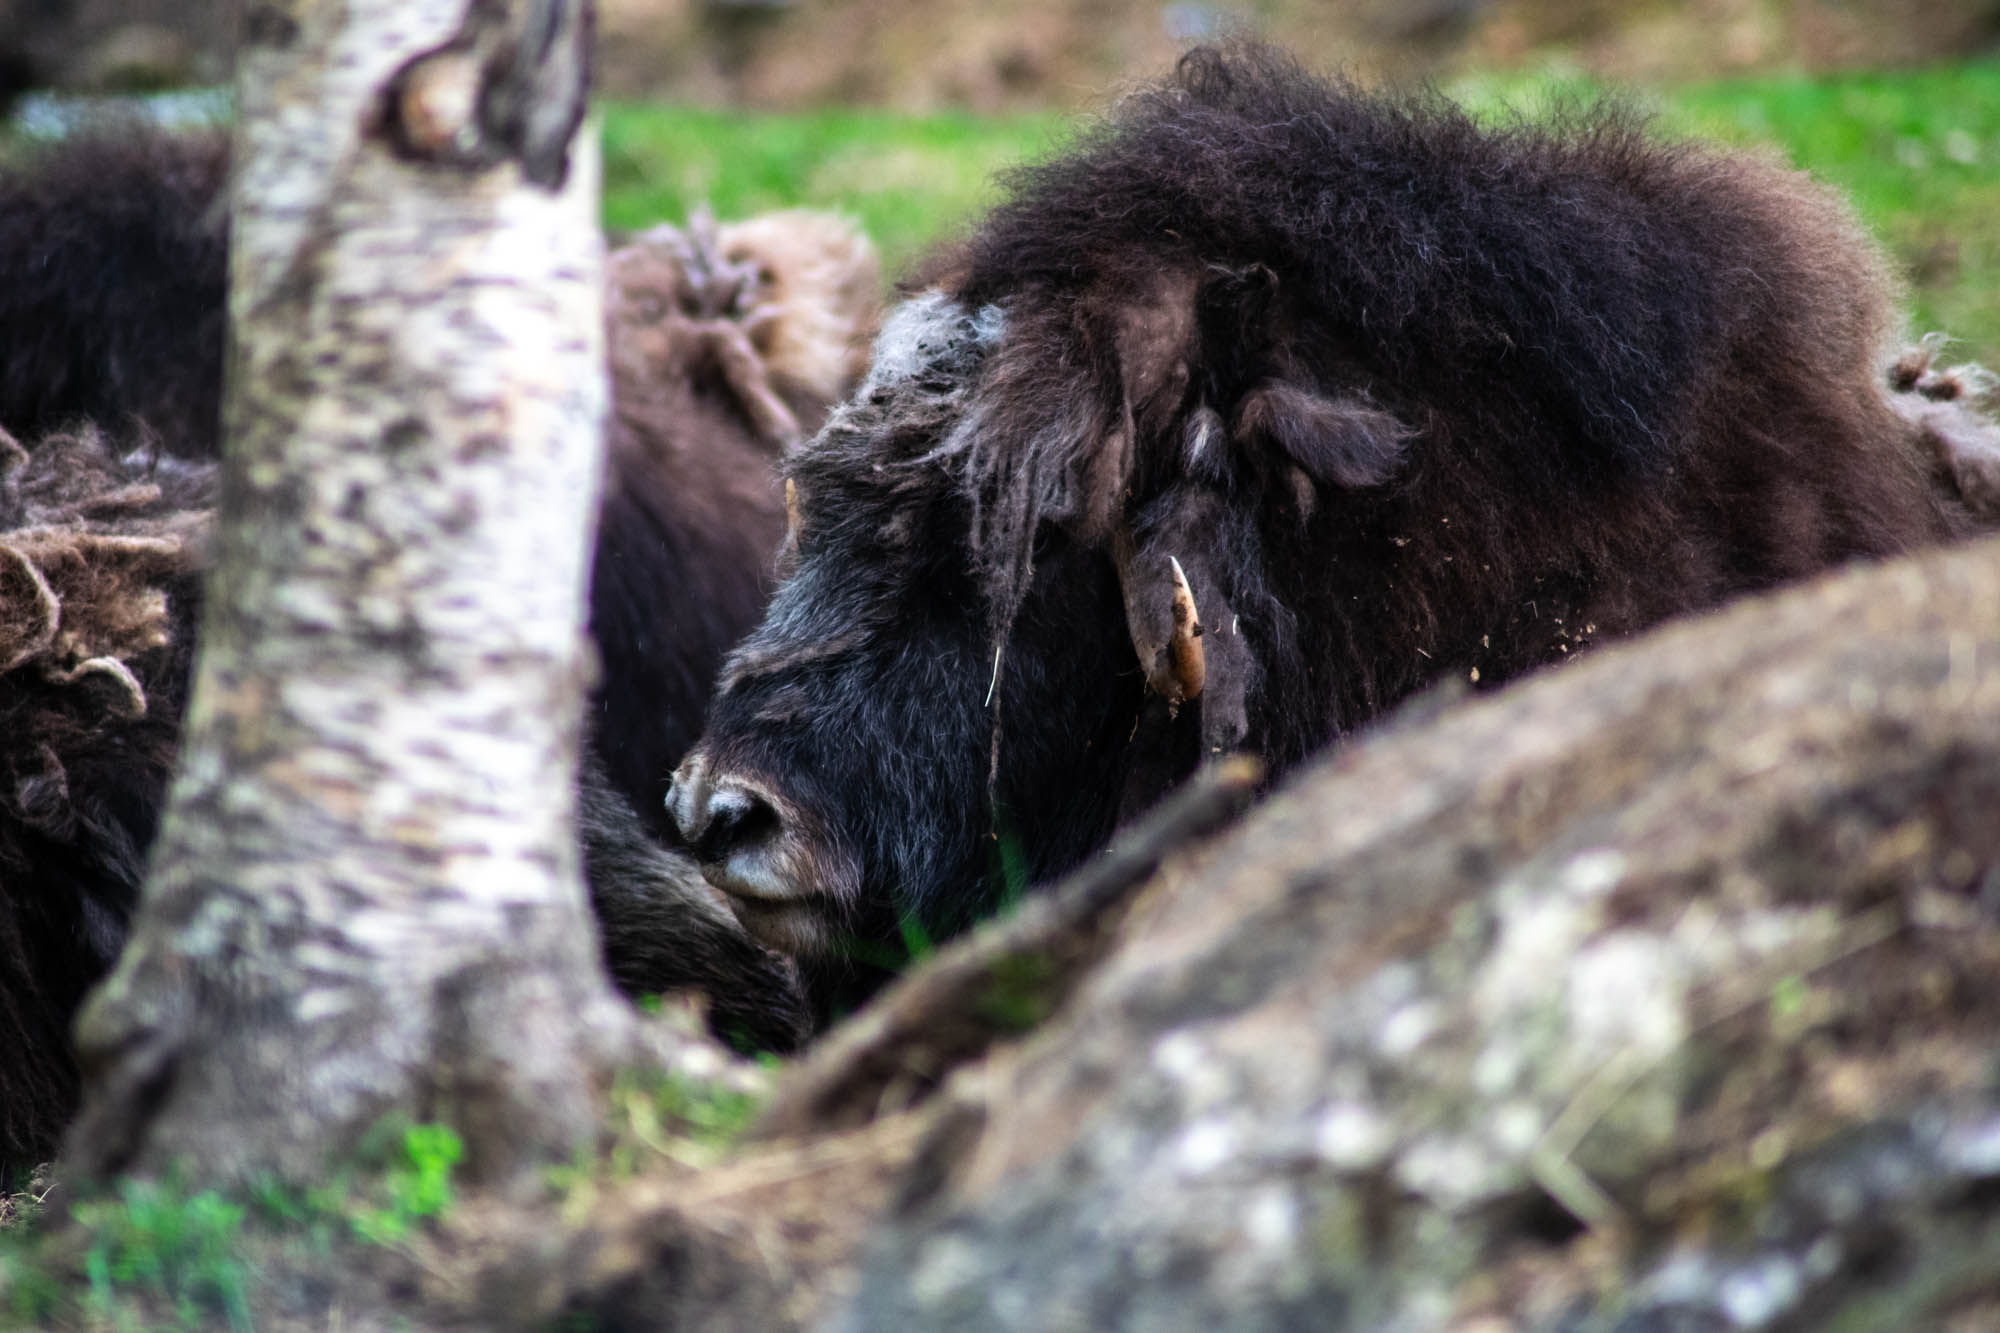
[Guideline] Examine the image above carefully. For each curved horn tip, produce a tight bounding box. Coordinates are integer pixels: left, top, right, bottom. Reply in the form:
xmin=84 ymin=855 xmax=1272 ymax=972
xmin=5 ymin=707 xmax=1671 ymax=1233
xmin=1167 ymin=555 xmax=1205 ymax=702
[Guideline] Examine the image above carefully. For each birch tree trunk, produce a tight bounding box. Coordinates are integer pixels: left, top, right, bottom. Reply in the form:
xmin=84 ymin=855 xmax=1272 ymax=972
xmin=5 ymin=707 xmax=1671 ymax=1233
xmin=64 ymin=0 xmax=627 ymax=1188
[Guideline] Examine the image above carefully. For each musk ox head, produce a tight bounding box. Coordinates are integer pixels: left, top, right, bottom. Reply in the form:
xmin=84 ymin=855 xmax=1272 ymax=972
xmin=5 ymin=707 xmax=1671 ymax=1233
xmin=668 ymin=255 xmax=1412 ymax=963
xmin=606 ymin=208 xmax=881 ymax=455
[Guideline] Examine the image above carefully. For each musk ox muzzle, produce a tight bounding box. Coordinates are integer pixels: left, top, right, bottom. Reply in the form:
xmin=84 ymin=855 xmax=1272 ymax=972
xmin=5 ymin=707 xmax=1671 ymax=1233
xmin=666 ymin=749 xmax=861 ymax=957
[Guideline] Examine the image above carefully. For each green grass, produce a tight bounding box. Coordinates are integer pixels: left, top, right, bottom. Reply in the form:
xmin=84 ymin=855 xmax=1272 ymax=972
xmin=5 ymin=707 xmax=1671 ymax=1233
xmin=602 ymin=59 xmax=2000 ymax=364
xmin=345 ymin=1121 xmax=464 ymax=1246
xmin=5 ymin=1174 xmax=256 ymax=1331
xmin=0 ymin=1123 xmax=467 ymax=1330
xmin=74 ymin=1180 xmax=254 ymax=1332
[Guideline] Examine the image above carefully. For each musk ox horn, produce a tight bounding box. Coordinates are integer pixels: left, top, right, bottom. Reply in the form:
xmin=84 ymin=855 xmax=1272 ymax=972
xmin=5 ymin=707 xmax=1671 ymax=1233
xmin=776 ymin=477 xmax=804 ymax=577
xmin=1115 ymin=530 xmax=1205 ymax=713
xmin=1166 ymin=554 xmax=1205 ymax=703
xmin=1112 ymin=490 xmax=1256 ymax=761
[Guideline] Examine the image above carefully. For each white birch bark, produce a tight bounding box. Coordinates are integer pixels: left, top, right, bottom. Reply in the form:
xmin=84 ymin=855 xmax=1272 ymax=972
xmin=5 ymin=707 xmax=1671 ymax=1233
xmin=66 ymin=0 xmax=627 ymax=1186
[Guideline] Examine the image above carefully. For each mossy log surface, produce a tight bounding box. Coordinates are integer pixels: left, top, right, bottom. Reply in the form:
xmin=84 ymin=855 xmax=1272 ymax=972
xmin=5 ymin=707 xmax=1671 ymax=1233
xmin=815 ymin=531 xmax=2000 ymax=1331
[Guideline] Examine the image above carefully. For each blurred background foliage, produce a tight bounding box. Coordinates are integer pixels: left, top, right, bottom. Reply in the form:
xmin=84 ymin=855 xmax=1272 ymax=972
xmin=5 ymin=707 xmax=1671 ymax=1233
xmin=601 ymin=59 xmax=2000 ymax=362
xmin=589 ymin=0 xmax=2000 ymax=110
xmin=2 ymin=0 xmax=1996 ymax=358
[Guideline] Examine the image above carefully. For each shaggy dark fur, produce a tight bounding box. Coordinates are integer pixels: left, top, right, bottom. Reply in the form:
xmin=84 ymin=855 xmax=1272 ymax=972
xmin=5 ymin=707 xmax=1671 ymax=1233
xmin=0 ymin=127 xmax=229 ymax=451
xmin=0 ymin=147 xmax=879 ymax=1177
xmin=675 ymin=45 xmax=2000 ymax=1002
xmin=0 ymin=427 xmax=210 ymax=1181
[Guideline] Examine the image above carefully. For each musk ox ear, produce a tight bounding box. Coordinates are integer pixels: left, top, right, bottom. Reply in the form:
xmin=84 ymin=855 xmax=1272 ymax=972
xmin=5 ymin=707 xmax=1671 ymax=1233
xmin=1232 ymin=381 xmax=1412 ymax=490
xmin=1184 ymin=263 xmax=1411 ymax=492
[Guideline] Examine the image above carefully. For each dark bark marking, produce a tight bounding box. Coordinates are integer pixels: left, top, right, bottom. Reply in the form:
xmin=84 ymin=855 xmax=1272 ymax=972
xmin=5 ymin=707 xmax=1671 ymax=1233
xmin=243 ymin=5 xmax=301 ymax=50
xmin=338 ymin=482 xmax=367 ymax=522
xmin=384 ymin=417 xmax=428 ymax=457
xmin=440 ymin=493 xmax=480 ymax=535
xmin=458 ymin=432 xmax=507 ymax=462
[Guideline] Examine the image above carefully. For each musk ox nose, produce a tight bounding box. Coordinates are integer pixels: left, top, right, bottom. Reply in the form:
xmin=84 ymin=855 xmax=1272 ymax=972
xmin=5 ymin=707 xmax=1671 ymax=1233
xmin=667 ymin=750 xmax=862 ymax=958
xmin=666 ymin=753 xmax=781 ymax=870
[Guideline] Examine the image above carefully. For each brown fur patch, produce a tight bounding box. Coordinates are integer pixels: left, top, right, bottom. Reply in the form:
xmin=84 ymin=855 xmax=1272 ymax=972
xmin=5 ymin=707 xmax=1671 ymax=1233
xmin=1889 ymin=336 xmax=2000 ymax=520
xmin=718 ymin=211 xmax=883 ymax=408
xmin=609 ymin=210 xmax=881 ymax=454
xmin=0 ymin=427 xmax=210 ymax=708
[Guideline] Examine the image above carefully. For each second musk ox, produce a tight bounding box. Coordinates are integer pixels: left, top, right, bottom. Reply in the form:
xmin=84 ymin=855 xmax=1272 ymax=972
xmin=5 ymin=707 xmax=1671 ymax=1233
xmin=672 ymin=46 xmax=2000 ymax=992
xmin=0 ymin=127 xmax=881 ymax=1177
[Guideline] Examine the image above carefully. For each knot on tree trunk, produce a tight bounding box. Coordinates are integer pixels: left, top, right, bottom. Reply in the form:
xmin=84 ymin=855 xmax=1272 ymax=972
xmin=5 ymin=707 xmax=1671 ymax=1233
xmin=380 ymin=0 xmax=594 ymax=189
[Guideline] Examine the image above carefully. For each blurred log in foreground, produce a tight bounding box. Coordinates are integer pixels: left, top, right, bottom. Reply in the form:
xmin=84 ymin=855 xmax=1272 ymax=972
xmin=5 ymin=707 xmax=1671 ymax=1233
xmin=540 ymin=529 xmax=2000 ymax=1331
xmin=812 ymin=528 xmax=2000 ymax=1331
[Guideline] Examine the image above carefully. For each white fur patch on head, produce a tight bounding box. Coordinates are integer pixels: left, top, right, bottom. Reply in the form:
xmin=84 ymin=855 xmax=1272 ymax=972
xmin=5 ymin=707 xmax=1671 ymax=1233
xmin=863 ymin=290 xmax=1007 ymax=392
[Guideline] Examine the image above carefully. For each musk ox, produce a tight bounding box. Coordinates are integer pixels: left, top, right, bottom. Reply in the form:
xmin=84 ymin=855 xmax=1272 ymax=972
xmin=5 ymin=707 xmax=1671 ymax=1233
xmin=670 ymin=45 xmax=2000 ymax=998
xmin=0 ymin=136 xmax=882 ymax=1177
xmin=0 ymin=127 xmax=230 ymax=452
